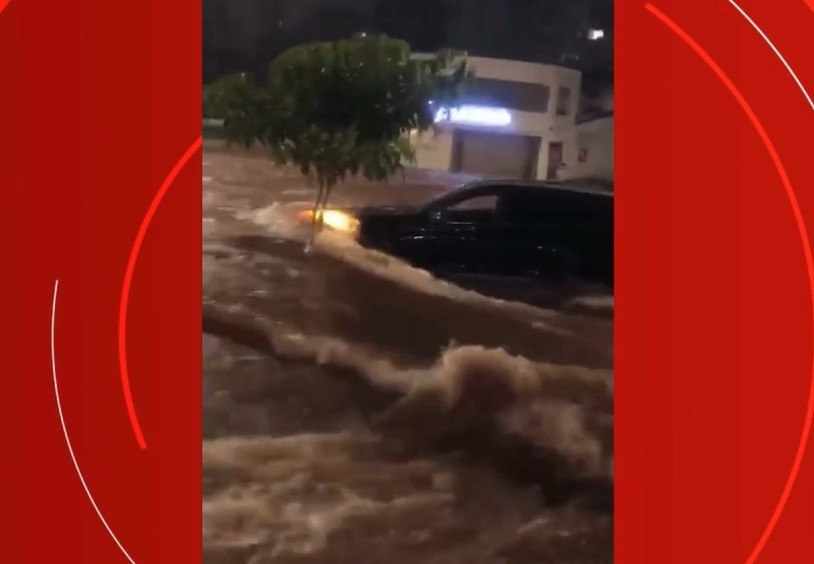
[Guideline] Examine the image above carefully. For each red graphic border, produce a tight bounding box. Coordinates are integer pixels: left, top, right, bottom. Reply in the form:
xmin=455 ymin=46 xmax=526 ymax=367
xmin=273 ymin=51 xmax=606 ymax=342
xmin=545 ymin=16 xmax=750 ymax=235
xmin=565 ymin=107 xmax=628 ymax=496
xmin=618 ymin=1 xmax=814 ymax=563
xmin=645 ymin=4 xmax=814 ymax=562
xmin=118 ymin=136 xmax=202 ymax=450
xmin=1 ymin=0 xmax=201 ymax=561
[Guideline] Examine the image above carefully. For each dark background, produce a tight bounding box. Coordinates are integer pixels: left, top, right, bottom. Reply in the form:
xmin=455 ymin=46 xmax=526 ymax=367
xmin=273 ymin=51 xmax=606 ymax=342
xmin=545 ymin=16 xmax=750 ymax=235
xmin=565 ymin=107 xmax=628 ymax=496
xmin=203 ymin=0 xmax=613 ymax=95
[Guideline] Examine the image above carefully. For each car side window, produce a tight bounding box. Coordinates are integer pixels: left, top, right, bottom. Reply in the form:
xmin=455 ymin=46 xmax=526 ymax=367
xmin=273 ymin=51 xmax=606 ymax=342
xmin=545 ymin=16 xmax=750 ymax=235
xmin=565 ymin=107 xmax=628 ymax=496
xmin=497 ymin=194 xmax=551 ymax=223
xmin=447 ymin=194 xmax=499 ymax=212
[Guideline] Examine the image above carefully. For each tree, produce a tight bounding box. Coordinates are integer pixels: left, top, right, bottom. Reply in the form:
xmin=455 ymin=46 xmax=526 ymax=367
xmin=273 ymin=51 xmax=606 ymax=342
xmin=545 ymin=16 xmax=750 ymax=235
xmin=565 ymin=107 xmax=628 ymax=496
xmin=206 ymin=34 xmax=469 ymax=244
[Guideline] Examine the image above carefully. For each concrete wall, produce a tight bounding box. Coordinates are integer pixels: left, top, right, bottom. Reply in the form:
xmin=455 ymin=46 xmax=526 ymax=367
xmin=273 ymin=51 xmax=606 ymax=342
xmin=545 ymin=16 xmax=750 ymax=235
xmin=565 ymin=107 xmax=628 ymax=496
xmin=412 ymin=129 xmax=454 ymax=171
xmin=563 ymin=115 xmax=614 ymax=181
xmin=466 ymin=57 xmax=582 ymax=124
xmin=411 ymin=56 xmax=581 ymax=180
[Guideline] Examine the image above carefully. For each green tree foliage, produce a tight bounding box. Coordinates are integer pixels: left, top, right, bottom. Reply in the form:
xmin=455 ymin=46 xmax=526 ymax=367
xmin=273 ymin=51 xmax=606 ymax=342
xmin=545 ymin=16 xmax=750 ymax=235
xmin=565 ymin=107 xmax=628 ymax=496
xmin=206 ymin=34 xmax=469 ymax=241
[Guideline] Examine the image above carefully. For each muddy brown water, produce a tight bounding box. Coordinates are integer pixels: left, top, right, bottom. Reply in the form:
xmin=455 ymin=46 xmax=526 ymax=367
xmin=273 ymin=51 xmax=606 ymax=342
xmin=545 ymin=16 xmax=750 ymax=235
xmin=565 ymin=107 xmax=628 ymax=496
xmin=202 ymin=146 xmax=614 ymax=563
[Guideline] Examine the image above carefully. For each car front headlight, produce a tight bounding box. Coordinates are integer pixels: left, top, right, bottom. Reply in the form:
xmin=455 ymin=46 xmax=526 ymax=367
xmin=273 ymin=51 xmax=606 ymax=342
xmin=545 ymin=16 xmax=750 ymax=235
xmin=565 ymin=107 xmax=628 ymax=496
xmin=297 ymin=208 xmax=360 ymax=237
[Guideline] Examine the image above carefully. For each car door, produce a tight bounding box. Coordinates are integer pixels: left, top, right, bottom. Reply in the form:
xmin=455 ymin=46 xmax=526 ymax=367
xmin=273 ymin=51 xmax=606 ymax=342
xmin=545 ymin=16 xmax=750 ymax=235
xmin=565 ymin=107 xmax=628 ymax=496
xmin=493 ymin=190 xmax=576 ymax=279
xmin=568 ymin=197 xmax=614 ymax=285
xmin=394 ymin=187 xmax=501 ymax=274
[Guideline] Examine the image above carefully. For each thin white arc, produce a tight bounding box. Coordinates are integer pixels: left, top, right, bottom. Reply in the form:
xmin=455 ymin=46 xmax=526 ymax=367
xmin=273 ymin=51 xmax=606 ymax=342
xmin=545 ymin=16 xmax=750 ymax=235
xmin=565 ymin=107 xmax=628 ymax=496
xmin=726 ymin=0 xmax=814 ymax=558
xmin=51 ymin=280 xmax=137 ymax=564
xmin=728 ymin=0 xmax=813 ymax=112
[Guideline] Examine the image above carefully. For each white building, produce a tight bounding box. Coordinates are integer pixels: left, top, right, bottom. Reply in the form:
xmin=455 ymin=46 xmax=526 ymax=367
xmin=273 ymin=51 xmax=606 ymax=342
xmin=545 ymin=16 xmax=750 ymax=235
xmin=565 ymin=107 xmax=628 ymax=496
xmin=565 ymin=111 xmax=613 ymax=182
xmin=411 ymin=56 xmax=582 ymax=181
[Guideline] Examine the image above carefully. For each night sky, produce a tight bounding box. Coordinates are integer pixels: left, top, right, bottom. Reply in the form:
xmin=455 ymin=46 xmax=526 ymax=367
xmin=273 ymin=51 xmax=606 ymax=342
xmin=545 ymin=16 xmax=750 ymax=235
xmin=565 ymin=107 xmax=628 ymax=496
xmin=203 ymin=0 xmax=613 ymax=89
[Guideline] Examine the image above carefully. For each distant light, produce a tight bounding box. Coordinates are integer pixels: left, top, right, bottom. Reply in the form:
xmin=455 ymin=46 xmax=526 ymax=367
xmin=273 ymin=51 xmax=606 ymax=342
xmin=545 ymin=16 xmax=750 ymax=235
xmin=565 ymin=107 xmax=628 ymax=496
xmin=587 ymin=28 xmax=605 ymax=41
xmin=434 ymin=105 xmax=512 ymax=127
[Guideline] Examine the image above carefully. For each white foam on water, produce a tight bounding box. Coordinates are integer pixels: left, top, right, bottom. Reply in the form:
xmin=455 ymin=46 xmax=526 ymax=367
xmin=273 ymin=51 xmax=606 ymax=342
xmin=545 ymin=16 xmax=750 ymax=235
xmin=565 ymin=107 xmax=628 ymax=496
xmin=566 ymin=295 xmax=614 ymax=311
xmin=201 ymin=288 xmax=613 ymax=560
xmin=202 ymin=432 xmax=538 ymax=560
xmin=202 ymin=302 xmax=613 ymax=478
xmin=235 ymin=203 xmax=310 ymax=240
xmin=199 ymin=341 xmax=612 ymax=559
xmin=202 ymin=433 xmax=446 ymax=541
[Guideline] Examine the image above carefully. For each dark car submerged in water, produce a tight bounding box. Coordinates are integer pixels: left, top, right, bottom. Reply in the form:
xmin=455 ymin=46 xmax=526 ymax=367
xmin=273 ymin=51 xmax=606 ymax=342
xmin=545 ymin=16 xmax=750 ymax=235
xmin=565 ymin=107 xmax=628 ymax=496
xmin=306 ymin=179 xmax=614 ymax=288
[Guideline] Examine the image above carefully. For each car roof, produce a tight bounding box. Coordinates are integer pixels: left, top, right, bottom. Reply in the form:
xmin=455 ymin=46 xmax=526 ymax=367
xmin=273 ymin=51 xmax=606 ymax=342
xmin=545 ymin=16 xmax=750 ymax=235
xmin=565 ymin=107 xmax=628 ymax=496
xmin=458 ymin=179 xmax=613 ymax=198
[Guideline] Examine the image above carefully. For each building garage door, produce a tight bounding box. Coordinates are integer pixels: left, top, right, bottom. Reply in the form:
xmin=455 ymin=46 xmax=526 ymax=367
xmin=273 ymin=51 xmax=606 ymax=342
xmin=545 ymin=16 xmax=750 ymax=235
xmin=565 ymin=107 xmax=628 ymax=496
xmin=453 ymin=131 xmax=540 ymax=180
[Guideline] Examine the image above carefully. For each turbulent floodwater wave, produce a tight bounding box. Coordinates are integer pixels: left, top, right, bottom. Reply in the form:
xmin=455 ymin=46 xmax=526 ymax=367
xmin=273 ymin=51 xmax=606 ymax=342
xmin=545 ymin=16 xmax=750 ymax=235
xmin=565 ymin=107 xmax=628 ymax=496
xmin=203 ymin=304 xmax=613 ymax=480
xmin=202 ymin=329 xmax=613 ymax=564
xmin=202 ymin=148 xmax=614 ymax=563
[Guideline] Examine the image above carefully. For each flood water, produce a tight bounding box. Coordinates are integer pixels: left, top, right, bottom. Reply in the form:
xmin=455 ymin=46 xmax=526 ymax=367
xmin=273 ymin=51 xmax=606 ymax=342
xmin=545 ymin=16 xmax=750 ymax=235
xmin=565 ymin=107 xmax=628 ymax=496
xmin=202 ymin=143 xmax=614 ymax=564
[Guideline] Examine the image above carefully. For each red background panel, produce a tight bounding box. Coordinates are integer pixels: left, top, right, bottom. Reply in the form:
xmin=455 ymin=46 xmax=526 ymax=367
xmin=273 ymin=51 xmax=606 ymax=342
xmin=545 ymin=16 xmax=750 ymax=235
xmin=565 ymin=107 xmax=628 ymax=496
xmin=0 ymin=0 xmax=201 ymax=561
xmin=618 ymin=0 xmax=814 ymax=563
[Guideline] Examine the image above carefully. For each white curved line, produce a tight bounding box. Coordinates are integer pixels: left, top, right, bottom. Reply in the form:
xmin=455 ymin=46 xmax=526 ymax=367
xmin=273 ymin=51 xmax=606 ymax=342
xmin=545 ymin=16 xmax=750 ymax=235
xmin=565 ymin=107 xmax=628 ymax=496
xmin=51 ymin=280 xmax=137 ymax=564
xmin=728 ymin=0 xmax=813 ymax=112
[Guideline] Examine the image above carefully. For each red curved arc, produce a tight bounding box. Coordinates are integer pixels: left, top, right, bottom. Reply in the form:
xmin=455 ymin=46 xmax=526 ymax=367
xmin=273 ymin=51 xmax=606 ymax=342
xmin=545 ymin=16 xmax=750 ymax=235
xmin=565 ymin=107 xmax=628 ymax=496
xmin=806 ymin=0 xmax=814 ymax=14
xmin=645 ymin=4 xmax=814 ymax=562
xmin=119 ymin=136 xmax=203 ymax=450
xmin=0 ymin=0 xmax=11 ymax=16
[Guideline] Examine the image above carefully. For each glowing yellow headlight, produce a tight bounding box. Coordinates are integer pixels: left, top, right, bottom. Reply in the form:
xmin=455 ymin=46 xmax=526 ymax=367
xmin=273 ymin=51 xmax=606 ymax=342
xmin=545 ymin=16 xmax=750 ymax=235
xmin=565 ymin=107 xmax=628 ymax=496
xmin=297 ymin=208 xmax=360 ymax=236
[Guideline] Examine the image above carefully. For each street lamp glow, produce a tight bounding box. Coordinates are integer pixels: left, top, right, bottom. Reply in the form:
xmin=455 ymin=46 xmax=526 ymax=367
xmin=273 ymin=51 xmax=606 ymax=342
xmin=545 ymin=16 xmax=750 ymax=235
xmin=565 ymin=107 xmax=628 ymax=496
xmin=587 ymin=28 xmax=605 ymax=41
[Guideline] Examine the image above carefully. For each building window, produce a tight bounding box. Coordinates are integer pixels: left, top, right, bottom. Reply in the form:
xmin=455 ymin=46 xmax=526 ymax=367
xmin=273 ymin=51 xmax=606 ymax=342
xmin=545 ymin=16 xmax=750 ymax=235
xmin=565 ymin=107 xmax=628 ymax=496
xmin=462 ymin=78 xmax=551 ymax=113
xmin=556 ymin=86 xmax=571 ymax=116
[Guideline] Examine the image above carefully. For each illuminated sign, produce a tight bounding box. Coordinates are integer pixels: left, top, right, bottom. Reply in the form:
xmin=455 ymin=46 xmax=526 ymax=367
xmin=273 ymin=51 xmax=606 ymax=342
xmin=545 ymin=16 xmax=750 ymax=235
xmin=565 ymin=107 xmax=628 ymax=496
xmin=433 ymin=105 xmax=512 ymax=127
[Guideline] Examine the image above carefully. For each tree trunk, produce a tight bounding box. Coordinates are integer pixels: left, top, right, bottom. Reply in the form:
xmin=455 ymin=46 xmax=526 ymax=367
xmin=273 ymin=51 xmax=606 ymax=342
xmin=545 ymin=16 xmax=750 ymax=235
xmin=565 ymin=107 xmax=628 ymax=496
xmin=322 ymin=181 xmax=335 ymax=212
xmin=307 ymin=175 xmax=337 ymax=251
xmin=308 ymin=179 xmax=326 ymax=248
